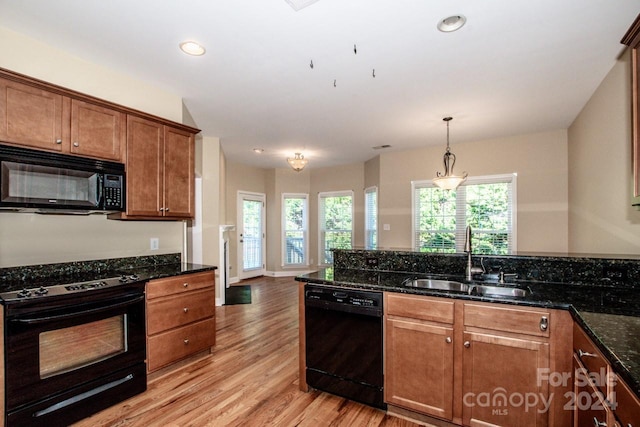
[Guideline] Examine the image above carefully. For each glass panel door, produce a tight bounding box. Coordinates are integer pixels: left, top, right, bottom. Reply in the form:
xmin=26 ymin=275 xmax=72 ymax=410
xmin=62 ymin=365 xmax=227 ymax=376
xmin=238 ymin=192 xmax=265 ymax=279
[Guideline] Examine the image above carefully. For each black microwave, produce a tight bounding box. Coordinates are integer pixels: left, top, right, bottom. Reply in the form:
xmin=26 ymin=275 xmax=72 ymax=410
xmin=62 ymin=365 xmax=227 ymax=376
xmin=0 ymin=144 xmax=125 ymax=213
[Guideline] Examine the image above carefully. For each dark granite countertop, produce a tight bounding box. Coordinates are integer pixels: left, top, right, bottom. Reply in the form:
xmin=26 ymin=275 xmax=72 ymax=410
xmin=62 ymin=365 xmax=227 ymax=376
xmin=296 ymin=267 xmax=640 ymax=399
xmin=0 ymin=255 xmax=217 ymax=294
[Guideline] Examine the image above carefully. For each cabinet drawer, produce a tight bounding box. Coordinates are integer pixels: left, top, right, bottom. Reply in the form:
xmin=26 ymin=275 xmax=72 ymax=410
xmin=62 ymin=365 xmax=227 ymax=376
xmin=147 ymin=288 xmax=215 ymax=335
xmin=147 ymin=317 xmax=216 ymax=372
xmin=146 ymin=271 xmax=214 ymax=299
xmin=386 ymin=293 xmax=454 ymax=324
xmin=463 ymin=303 xmax=550 ymax=337
xmin=573 ymin=324 xmax=610 ymax=396
xmin=613 ymin=376 xmax=640 ymax=427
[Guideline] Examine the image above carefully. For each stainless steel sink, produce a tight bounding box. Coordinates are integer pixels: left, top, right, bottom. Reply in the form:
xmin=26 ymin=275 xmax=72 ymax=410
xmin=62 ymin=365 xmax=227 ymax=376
xmin=472 ymin=285 xmax=530 ymax=298
xmin=403 ymin=279 xmax=470 ymax=293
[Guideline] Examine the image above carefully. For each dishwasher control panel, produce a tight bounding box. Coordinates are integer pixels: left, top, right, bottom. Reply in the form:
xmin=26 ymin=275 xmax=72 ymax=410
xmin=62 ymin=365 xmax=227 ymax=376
xmin=304 ymin=284 xmax=382 ymax=315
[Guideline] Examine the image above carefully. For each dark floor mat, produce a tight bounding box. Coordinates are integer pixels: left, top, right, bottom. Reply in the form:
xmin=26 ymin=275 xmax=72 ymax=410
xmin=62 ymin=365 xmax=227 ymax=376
xmin=225 ymin=285 xmax=252 ymax=305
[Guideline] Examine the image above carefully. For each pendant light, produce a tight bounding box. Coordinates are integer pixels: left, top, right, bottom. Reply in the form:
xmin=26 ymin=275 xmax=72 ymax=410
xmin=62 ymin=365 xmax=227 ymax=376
xmin=287 ymin=153 xmax=308 ymax=172
xmin=433 ymin=117 xmax=467 ymax=190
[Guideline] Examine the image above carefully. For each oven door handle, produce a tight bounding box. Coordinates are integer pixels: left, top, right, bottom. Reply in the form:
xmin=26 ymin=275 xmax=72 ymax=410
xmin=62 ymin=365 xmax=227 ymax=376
xmin=10 ymin=294 xmax=144 ymax=324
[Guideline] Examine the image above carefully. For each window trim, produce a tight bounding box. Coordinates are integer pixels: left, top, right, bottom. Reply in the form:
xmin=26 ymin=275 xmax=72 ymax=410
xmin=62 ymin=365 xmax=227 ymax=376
xmin=364 ymin=186 xmax=378 ymax=250
xmin=411 ymin=173 xmax=517 ymax=253
xmin=318 ymin=190 xmax=354 ymax=266
xmin=281 ymin=193 xmax=309 ymax=267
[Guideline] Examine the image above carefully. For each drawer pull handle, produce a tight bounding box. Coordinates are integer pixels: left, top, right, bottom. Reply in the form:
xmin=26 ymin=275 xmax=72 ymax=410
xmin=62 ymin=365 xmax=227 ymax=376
xmin=578 ymin=349 xmax=598 ymax=359
xmin=464 ymin=341 xmax=470 ymax=348
xmin=55 ymin=139 xmax=62 ymax=144
xmin=183 ymin=307 xmax=189 ymax=313
xmin=445 ymin=337 xmax=452 ymax=344
xmin=183 ymin=283 xmax=189 ymax=288
xmin=539 ymin=316 xmax=548 ymax=331
xmin=73 ymin=142 xmax=79 ymax=147
xmin=184 ymin=339 xmax=189 ymax=345
xmin=593 ymin=417 xmax=607 ymax=427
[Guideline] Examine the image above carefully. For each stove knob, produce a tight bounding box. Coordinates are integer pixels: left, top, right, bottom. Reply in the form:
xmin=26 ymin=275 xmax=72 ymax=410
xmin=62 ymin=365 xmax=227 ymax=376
xmin=119 ymin=276 xmax=129 ymax=282
xmin=129 ymin=274 xmax=139 ymax=281
xmin=34 ymin=287 xmax=49 ymax=296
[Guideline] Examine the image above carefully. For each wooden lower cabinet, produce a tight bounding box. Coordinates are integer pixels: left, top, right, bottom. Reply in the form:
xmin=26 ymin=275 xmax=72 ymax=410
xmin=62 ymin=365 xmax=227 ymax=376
xmin=462 ymin=331 xmax=549 ymax=427
xmin=146 ymin=271 xmax=216 ymax=373
xmin=386 ymin=317 xmax=454 ymax=419
xmin=385 ymin=293 xmax=572 ymax=427
xmin=573 ymin=324 xmax=640 ymax=427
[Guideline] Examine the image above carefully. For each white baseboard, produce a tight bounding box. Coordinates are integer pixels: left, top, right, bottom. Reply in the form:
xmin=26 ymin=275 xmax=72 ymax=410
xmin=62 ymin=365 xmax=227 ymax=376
xmin=265 ymin=269 xmax=317 ymax=277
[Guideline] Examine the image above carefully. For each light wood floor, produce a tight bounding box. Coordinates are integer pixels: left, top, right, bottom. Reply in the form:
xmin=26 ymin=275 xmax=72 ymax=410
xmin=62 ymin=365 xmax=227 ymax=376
xmin=73 ymin=276 xmax=423 ymax=427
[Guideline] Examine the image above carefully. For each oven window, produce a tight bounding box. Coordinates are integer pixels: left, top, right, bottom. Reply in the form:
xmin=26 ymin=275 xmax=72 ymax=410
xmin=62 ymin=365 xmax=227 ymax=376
xmin=39 ymin=315 xmax=127 ymax=378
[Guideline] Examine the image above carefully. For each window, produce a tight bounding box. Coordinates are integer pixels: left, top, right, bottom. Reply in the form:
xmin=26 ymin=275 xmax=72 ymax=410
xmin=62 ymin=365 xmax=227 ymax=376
xmin=319 ymin=191 xmax=354 ymax=265
xmin=282 ymin=193 xmax=308 ymax=266
xmin=364 ymin=186 xmax=378 ymax=250
xmin=412 ymin=174 xmax=516 ymax=254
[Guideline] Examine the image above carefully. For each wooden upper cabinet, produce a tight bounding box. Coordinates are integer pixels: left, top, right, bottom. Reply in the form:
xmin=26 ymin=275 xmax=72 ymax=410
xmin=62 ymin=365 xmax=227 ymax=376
xmin=163 ymin=126 xmax=194 ymax=218
xmin=126 ymin=115 xmax=164 ymax=217
xmin=123 ymin=115 xmax=195 ymax=219
xmin=0 ymin=77 xmax=68 ymax=152
xmin=0 ymin=77 xmax=124 ymax=161
xmin=622 ymin=14 xmax=640 ymax=206
xmin=0 ymin=67 xmax=199 ymax=220
xmin=70 ymin=99 xmax=124 ymax=161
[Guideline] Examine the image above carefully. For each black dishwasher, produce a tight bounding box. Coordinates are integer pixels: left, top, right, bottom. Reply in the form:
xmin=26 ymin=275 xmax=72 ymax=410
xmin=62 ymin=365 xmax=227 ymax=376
xmin=304 ymin=284 xmax=385 ymax=409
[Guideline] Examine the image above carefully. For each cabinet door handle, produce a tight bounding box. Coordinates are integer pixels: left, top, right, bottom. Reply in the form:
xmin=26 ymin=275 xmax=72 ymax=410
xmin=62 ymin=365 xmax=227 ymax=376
xmin=73 ymin=142 xmax=79 ymax=147
xmin=165 ymin=207 xmax=170 ymax=212
xmin=183 ymin=307 xmax=189 ymax=313
xmin=445 ymin=337 xmax=452 ymax=344
xmin=540 ymin=316 xmax=548 ymax=331
xmin=592 ymin=417 xmax=607 ymax=427
xmin=578 ymin=349 xmax=598 ymax=359
xmin=184 ymin=339 xmax=189 ymax=345
xmin=159 ymin=207 xmax=165 ymax=212
xmin=464 ymin=341 xmax=470 ymax=348
xmin=55 ymin=139 xmax=62 ymax=144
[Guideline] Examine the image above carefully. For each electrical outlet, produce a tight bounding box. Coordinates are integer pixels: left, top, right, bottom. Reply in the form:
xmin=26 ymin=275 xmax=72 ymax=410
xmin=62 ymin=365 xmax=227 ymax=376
xmin=150 ymin=238 xmax=159 ymax=251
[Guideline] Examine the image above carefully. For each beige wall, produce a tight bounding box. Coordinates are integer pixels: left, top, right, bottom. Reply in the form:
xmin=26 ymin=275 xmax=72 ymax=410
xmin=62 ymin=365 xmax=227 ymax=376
xmin=378 ymin=130 xmax=569 ymax=252
xmin=0 ymin=26 xmax=191 ymax=268
xmin=568 ymin=49 xmax=640 ymax=254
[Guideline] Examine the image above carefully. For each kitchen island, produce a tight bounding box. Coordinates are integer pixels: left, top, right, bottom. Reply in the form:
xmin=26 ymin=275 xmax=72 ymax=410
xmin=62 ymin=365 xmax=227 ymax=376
xmin=297 ymin=249 xmax=640 ymax=427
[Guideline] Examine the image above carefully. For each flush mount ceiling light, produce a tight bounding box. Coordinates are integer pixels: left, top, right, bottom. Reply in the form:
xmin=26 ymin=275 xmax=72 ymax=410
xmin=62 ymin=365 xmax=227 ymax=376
xmin=287 ymin=153 xmax=308 ymax=172
xmin=253 ymin=148 xmax=264 ymax=154
xmin=433 ymin=117 xmax=467 ymax=190
xmin=179 ymin=41 xmax=206 ymax=56
xmin=437 ymin=15 xmax=466 ymax=32
xmin=285 ymin=0 xmax=320 ymax=11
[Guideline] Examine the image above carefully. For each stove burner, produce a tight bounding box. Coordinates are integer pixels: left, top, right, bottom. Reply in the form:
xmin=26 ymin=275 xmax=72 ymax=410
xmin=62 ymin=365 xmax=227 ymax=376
xmin=118 ymin=274 xmax=140 ymax=283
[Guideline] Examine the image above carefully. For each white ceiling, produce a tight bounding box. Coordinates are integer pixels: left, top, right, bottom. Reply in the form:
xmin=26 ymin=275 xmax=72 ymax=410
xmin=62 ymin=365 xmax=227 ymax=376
xmin=1 ymin=0 xmax=638 ymax=169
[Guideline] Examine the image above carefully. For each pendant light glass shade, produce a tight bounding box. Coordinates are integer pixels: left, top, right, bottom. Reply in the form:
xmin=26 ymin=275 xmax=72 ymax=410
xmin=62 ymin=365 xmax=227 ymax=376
xmin=433 ymin=117 xmax=467 ymax=190
xmin=287 ymin=153 xmax=308 ymax=171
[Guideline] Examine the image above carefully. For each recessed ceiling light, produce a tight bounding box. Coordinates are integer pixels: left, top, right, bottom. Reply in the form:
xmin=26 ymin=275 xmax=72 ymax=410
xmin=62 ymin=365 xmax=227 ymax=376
xmin=179 ymin=41 xmax=206 ymax=56
xmin=253 ymin=148 xmax=264 ymax=153
xmin=437 ymin=15 xmax=466 ymax=33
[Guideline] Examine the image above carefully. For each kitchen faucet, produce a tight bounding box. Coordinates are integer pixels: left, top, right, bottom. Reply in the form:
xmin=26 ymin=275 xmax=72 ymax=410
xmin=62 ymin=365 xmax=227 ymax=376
xmin=464 ymin=226 xmax=484 ymax=280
